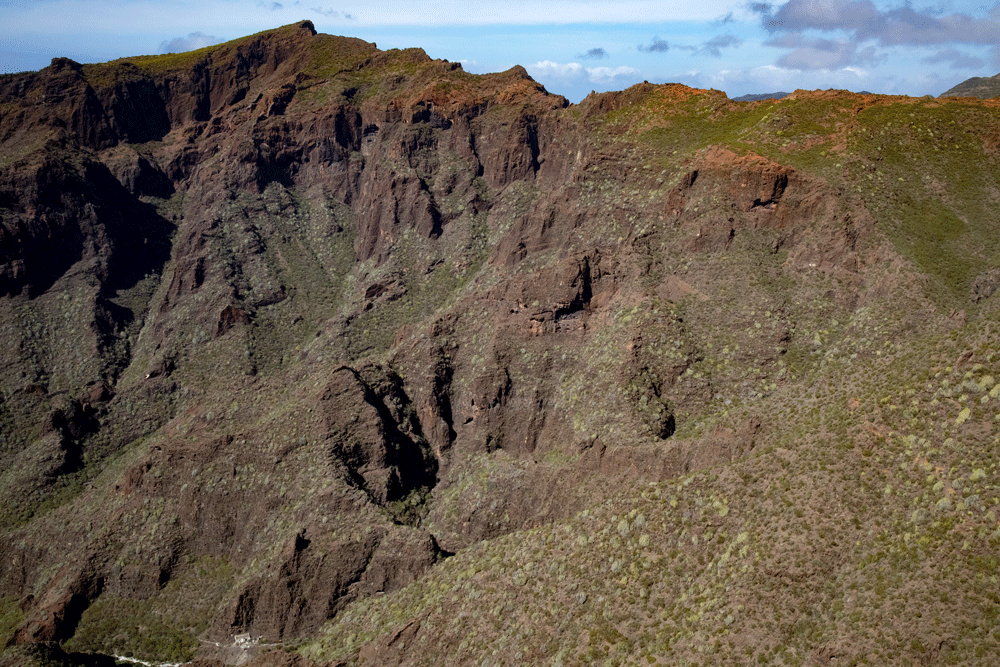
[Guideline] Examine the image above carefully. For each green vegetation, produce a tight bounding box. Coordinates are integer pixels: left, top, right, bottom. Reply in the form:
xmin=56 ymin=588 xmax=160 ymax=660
xmin=304 ymin=311 xmax=1000 ymax=666
xmin=590 ymin=87 xmax=1000 ymax=309
xmin=848 ymin=101 xmax=1000 ymax=305
xmin=0 ymin=597 xmax=23 ymax=647
xmin=293 ymin=82 xmax=1000 ymax=667
xmin=65 ymin=556 xmax=233 ymax=662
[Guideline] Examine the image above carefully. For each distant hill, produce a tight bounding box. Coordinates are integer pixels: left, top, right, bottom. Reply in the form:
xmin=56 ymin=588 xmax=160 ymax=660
xmin=732 ymin=90 xmax=873 ymax=102
xmin=732 ymin=91 xmax=789 ymax=102
xmin=940 ymin=73 xmax=1000 ymax=98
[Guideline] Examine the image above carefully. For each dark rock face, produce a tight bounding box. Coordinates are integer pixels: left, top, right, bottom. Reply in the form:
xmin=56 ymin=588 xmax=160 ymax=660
xmin=216 ymin=524 xmax=443 ymax=641
xmin=0 ymin=21 xmax=989 ymax=667
xmin=0 ymin=153 xmax=172 ymax=299
xmin=320 ymin=366 xmax=437 ymax=504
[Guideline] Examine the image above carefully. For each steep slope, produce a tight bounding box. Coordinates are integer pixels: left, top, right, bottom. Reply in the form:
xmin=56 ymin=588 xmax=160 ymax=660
xmin=2 ymin=22 xmax=1000 ymax=667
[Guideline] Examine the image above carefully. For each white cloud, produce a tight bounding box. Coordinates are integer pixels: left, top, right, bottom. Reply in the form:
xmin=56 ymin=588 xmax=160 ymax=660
xmin=159 ymin=31 xmax=222 ymax=53
xmin=586 ymin=65 xmax=641 ymax=83
xmin=528 ymin=60 xmax=586 ymax=79
xmin=526 ymin=60 xmax=639 ymax=86
xmin=691 ymin=61 xmax=909 ymax=98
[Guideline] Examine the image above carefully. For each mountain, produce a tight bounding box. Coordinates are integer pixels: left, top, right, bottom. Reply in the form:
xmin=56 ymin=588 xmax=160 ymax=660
xmin=3 ymin=21 xmax=1000 ymax=667
xmin=731 ymin=91 xmax=789 ymax=102
xmin=940 ymin=72 xmax=1000 ymax=98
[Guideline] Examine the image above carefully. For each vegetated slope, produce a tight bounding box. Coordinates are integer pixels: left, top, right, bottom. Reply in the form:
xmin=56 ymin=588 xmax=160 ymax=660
xmin=1 ymin=21 xmax=999 ymax=667
xmin=940 ymin=72 xmax=1000 ymax=99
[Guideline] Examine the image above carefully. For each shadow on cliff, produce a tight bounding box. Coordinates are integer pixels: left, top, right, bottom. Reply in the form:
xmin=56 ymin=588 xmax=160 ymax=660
xmin=0 ymin=151 xmax=174 ymax=301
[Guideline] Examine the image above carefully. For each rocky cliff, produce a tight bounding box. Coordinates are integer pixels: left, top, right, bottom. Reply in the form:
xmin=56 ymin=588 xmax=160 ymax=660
xmin=3 ymin=21 xmax=1000 ymax=667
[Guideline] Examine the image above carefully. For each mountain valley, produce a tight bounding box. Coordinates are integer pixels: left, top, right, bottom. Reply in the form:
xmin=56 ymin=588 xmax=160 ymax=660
xmin=2 ymin=21 xmax=1000 ymax=666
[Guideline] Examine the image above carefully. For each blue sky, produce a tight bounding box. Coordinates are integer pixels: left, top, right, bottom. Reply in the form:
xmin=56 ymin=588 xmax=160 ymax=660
xmin=2 ymin=0 xmax=999 ymax=101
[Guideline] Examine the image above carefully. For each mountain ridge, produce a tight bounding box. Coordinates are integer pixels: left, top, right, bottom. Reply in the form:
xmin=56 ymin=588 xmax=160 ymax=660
xmin=2 ymin=22 xmax=1000 ymax=667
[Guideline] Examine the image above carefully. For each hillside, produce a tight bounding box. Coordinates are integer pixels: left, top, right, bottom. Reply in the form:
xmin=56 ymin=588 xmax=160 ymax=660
xmin=940 ymin=72 xmax=1000 ymax=98
xmin=2 ymin=21 xmax=1000 ymax=667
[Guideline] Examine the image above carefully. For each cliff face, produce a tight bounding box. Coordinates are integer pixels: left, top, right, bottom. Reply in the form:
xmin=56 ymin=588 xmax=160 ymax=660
xmin=3 ymin=21 xmax=1000 ymax=667
xmin=0 ymin=22 xmax=592 ymax=655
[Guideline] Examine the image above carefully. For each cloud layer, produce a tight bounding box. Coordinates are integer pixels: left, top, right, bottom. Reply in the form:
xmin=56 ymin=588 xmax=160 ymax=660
xmin=756 ymin=0 xmax=1000 ymax=70
xmin=527 ymin=60 xmax=640 ymax=85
